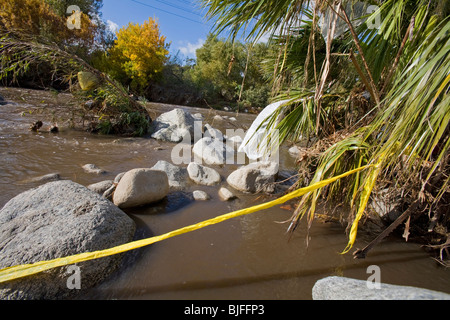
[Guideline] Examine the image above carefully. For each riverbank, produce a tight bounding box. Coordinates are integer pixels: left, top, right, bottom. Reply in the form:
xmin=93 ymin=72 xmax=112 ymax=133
xmin=0 ymin=87 xmax=449 ymax=299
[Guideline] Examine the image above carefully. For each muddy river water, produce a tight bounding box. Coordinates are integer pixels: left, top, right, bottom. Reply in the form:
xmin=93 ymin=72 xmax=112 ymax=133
xmin=0 ymin=87 xmax=449 ymax=299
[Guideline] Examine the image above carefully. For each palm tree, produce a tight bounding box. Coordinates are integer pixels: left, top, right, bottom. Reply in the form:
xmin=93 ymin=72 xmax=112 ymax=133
xmin=200 ymin=0 xmax=450 ymax=259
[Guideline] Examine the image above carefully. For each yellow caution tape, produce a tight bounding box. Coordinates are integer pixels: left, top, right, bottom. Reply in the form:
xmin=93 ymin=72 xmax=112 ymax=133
xmin=0 ymin=165 xmax=373 ymax=284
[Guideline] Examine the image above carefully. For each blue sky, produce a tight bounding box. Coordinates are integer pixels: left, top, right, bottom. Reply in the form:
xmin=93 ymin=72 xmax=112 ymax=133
xmin=100 ymin=0 xmax=214 ymax=61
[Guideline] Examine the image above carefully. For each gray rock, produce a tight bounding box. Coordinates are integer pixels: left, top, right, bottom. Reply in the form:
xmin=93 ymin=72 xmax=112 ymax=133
xmin=0 ymin=95 xmax=6 ymax=106
xmin=204 ymin=124 xmax=225 ymax=140
xmin=88 ymin=180 xmax=114 ymax=194
xmin=218 ymin=187 xmax=236 ymax=201
xmin=150 ymin=108 xmax=195 ymax=143
xmin=113 ymin=168 xmax=169 ymax=209
xmin=151 ymin=160 xmax=188 ymax=189
xmin=226 ymin=161 xmax=279 ymax=193
xmin=187 ymin=162 xmax=221 ymax=186
xmin=312 ymin=276 xmax=450 ymax=300
xmin=28 ymin=173 xmax=61 ymax=183
xmin=193 ymin=190 xmax=210 ymax=201
xmin=82 ymin=164 xmax=106 ymax=175
xmin=0 ymin=180 xmax=135 ymax=300
xmin=192 ymin=137 xmax=235 ymax=165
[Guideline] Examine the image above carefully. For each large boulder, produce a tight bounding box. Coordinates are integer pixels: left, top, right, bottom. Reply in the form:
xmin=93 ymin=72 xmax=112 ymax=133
xmin=187 ymin=162 xmax=221 ymax=186
xmin=150 ymin=108 xmax=196 ymax=143
xmin=312 ymin=276 xmax=450 ymax=300
xmin=192 ymin=137 xmax=235 ymax=165
xmin=151 ymin=160 xmax=188 ymax=189
xmin=113 ymin=168 xmax=169 ymax=209
xmin=226 ymin=161 xmax=279 ymax=193
xmin=0 ymin=180 xmax=136 ymax=300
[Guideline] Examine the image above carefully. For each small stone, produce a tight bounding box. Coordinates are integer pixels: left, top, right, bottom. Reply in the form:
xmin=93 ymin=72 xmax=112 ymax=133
xmin=82 ymin=164 xmax=106 ymax=175
xmin=187 ymin=162 xmax=221 ymax=186
xmin=88 ymin=180 xmax=114 ymax=194
xmin=218 ymin=187 xmax=236 ymax=201
xmin=193 ymin=190 xmax=210 ymax=201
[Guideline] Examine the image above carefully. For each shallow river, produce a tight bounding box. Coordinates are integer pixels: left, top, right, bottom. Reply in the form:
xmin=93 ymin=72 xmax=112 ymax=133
xmin=0 ymin=88 xmax=449 ymax=299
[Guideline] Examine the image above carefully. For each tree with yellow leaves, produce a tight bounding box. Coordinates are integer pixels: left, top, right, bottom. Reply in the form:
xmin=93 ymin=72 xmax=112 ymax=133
xmin=108 ymin=18 xmax=169 ymax=91
xmin=0 ymin=0 xmax=99 ymax=48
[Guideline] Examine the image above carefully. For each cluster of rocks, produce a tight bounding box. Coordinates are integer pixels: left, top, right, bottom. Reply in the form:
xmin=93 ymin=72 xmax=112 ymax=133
xmin=143 ymin=108 xmax=286 ymax=202
xmin=0 ymin=107 xmax=292 ymax=300
xmin=3 ymin=105 xmax=450 ymax=300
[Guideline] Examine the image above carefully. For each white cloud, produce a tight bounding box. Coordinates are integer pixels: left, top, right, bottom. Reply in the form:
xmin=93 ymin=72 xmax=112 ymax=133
xmin=177 ymin=38 xmax=205 ymax=58
xmin=106 ymin=20 xmax=119 ymax=34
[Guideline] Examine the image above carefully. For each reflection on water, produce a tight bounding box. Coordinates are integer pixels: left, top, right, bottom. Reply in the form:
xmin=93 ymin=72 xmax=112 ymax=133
xmin=0 ymin=90 xmax=449 ymax=300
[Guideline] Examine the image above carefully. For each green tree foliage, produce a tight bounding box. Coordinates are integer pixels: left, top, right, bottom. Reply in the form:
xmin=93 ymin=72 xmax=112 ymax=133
xmin=187 ymin=34 xmax=272 ymax=110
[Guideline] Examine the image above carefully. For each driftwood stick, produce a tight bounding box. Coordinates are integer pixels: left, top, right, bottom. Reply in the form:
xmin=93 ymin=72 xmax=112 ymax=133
xmin=353 ymin=200 xmax=420 ymax=259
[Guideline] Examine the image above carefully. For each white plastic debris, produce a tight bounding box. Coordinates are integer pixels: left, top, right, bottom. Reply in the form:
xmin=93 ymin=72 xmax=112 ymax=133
xmin=239 ymin=100 xmax=290 ymax=160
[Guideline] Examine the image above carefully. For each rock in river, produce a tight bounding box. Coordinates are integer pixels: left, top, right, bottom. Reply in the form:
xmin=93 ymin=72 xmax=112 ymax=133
xmin=113 ymin=168 xmax=169 ymax=209
xmin=192 ymin=137 xmax=234 ymax=165
xmin=227 ymin=161 xmax=279 ymax=194
xmin=88 ymin=180 xmax=114 ymax=194
xmin=218 ymin=187 xmax=236 ymax=201
xmin=0 ymin=180 xmax=136 ymax=300
xmin=187 ymin=162 xmax=221 ymax=186
xmin=150 ymin=108 xmax=196 ymax=143
xmin=312 ymin=276 xmax=450 ymax=300
xmin=151 ymin=160 xmax=188 ymax=189
xmin=193 ymin=190 xmax=210 ymax=201
xmin=82 ymin=163 xmax=107 ymax=175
